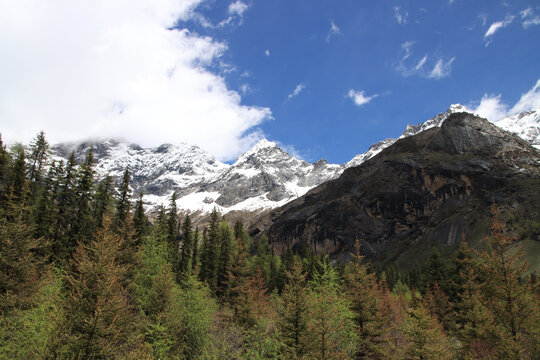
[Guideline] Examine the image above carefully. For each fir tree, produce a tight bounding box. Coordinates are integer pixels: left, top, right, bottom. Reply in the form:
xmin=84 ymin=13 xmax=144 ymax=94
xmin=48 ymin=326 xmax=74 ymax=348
xmin=191 ymin=227 xmax=199 ymax=273
xmin=475 ymin=205 xmax=540 ymax=359
xmin=27 ymin=130 xmax=49 ymax=197
xmin=216 ymin=221 xmax=233 ymax=297
xmin=113 ymin=167 xmax=132 ymax=231
xmin=53 ymin=152 xmax=77 ymax=262
xmin=0 ymin=135 xmax=12 ymax=206
xmin=307 ymin=259 xmax=358 ymax=360
xmin=278 ymin=257 xmax=312 ymax=359
xmin=166 ymin=191 xmax=179 ymax=261
xmin=199 ymin=208 xmax=220 ymax=292
xmin=132 ymin=192 xmax=148 ymax=246
xmin=93 ymin=175 xmax=114 ymax=229
xmin=177 ymin=214 xmax=194 ymax=282
xmin=63 ymin=221 xmax=138 ymax=358
xmin=71 ymin=147 xmax=96 ymax=243
xmin=10 ymin=144 xmax=28 ymax=205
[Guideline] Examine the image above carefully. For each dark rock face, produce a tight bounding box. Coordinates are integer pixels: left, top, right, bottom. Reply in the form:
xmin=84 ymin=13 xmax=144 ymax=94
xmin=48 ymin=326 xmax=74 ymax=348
xmin=252 ymin=113 xmax=540 ymax=263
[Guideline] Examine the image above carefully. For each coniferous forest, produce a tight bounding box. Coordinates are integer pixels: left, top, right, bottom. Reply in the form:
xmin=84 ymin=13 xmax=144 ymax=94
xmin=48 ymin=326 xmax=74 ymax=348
xmin=1 ymin=131 xmax=539 ymax=359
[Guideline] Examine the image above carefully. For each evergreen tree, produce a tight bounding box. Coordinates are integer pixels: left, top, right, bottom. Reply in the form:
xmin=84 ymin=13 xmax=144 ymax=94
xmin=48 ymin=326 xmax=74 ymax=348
xmin=166 ymin=191 xmax=179 ymax=261
xmin=53 ymin=152 xmax=77 ymax=262
xmin=27 ymin=130 xmax=49 ymax=197
xmin=199 ymin=208 xmax=220 ymax=292
xmin=191 ymin=227 xmax=199 ymax=273
xmin=177 ymin=214 xmax=194 ymax=281
xmin=113 ymin=167 xmax=132 ymax=231
xmin=33 ymin=162 xmax=58 ymax=243
xmin=0 ymin=135 xmax=12 ymax=202
xmin=216 ymin=221 xmax=233 ymax=297
xmin=307 ymin=259 xmax=358 ymax=360
xmin=0 ymin=195 xmax=45 ymax=311
xmin=278 ymin=257 xmax=312 ymax=359
xmin=63 ymin=221 xmax=138 ymax=358
xmin=475 ymin=205 xmax=540 ymax=359
xmin=71 ymin=147 xmax=96 ymax=243
xmin=10 ymin=144 xmax=28 ymax=205
xmin=400 ymin=301 xmax=454 ymax=360
xmin=132 ymin=192 xmax=148 ymax=246
xmin=344 ymin=240 xmax=389 ymax=359
xmin=93 ymin=175 xmax=114 ymax=229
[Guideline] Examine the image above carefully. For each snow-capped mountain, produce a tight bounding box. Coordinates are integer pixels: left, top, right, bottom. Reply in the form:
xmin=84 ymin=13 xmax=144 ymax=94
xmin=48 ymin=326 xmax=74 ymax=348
xmin=51 ymin=104 xmax=540 ymax=216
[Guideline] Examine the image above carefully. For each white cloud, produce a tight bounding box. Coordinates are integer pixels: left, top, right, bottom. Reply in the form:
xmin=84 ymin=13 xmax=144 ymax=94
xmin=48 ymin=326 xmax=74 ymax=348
xmin=510 ymin=79 xmax=540 ymax=113
xmin=484 ymin=15 xmax=515 ymax=40
xmin=415 ymin=55 xmax=428 ymax=70
xmin=394 ymin=6 xmax=408 ymax=25
xmin=265 ymin=49 xmax=270 ymax=57
xmin=471 ymin=79 xmax=540 ymax=122
xmin=240 ymin=84 xmax=251 ymax=95
xmin=401 ymin=41 xmax=415 ymax=61
xmin=473 ymin=94 xmax=508 ymax=122
xmin=287 ymin=83 xmax=306 ymax=100
xmin=428 ymin=57 xmax=456 ymax=79
xmin=0 ymin=0 xmax=271 ymax=161
xmin=326 ymin=20 xmax=342 ymax=42
xmin=521 ymin=7 xmax=540 ymax=28
xmin=347 ymin=89 xmax=379 ymax=107
xmin=228 ymin=1 xmax=248 ymax=16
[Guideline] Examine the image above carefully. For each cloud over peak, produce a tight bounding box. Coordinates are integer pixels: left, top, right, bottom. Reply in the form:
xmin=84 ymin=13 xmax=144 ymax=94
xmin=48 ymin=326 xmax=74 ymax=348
xmin=0 ymin=0 xmax=270 ymax=161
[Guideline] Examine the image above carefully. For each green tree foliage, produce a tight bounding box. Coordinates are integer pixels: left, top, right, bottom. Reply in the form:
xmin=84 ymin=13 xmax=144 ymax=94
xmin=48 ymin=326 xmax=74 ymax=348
xmin=177 ymin=214 xmax=194 ymax=282
xmin=216 ymin=221 xmax=233 ymax=297
xmin=113 ymin=167 xmax=132 ymax=231
xmin=62 ymin=221 xmax=138 ymax=359
xmin=71 ymin=147 xmax=96 ymax=243
xmin=278 ymin=257 xmax=311 ymax=359
xmin=166 ymin=191 xmax=179 ymax=261
xmin=0 ymin=135 xmax=12 ymax=206
xmin=53 ymin=152 xmax=77 ymax=262
xmin=344 ymin=240 xmax=390 ymax=359
xmin=307 ymin=259 xmax=358 ymax=360
xmin=199 ymin=208 xmax=220 ymax=293
xmin=27 ymin=131 xmax=49 ymax=197
xmin=10 ymin=144 xmax=28 ymax=205
xmin=475 ymin=206 xmax=540 ymax=359
xmin=399 ymin=301 xmax=454 ymax=360
xmin=93 ymin=175 xmax=114 ymax=229
xmin=132 ymin=193 xmax=148 ymax=245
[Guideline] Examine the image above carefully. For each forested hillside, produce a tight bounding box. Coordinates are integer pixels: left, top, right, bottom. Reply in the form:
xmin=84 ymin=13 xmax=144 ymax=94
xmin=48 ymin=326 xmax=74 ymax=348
xmin=1 ymin=131 xmax=539 ymax=359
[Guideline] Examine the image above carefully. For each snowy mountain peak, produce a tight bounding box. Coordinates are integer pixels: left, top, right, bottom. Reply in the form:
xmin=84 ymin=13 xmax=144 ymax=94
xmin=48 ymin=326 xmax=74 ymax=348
xmin=448 ymin=103 xmax=472 ymax=114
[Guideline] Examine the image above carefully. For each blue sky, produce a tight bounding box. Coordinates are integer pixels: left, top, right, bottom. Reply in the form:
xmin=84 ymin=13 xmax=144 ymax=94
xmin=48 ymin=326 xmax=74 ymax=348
xmin=1 ymin=0 xmax=539 ymax=163
xmin=184 ymin=0 xmax=540 ymax=162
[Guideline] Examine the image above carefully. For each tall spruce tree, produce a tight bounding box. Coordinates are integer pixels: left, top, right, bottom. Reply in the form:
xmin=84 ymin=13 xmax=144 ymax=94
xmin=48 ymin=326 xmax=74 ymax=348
xmin=278 ymin=257 xmax=312 ymax=359
xmin=53 ymin=152 xmax=77 ymax=262
xmin=0 ymin=135 xmax=12 ymax=207
xmin=132 ymin=192 xmax=148 ymax=246
xmin=216 ymin=221 xmax=233 ymax=297
xmin=177 ymin=214 xmax=193 ymax=282
xmin=166 ymin=191 xmax=179 ymax=261
xmin=10 ymin=144 xmax=28 ymax=205
xmin=199 ymin=208 xmax=220 ymax=292
xmin=113 ymin=167 xmax=132 ymax=231
xmin=27 ymin=131 xmax=49 ymax=197
xmin=93 ymin=175 xmax=114 ymax=229
xmin=71 ymin=147 xmax=96 ymax=243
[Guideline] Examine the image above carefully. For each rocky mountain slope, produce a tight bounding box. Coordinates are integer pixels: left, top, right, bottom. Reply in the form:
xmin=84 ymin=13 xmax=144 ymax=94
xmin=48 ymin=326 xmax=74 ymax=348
xmin=251 ymin=112 xmax=540 ymax=267
xmin=51 ymin=105 xmax=540 ymax=216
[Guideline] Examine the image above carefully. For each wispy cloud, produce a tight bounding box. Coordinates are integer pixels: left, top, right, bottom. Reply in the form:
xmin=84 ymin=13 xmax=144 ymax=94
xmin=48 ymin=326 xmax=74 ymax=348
xmin=218 ymin=1 xmax=249 ymax=27
xmin=347 ymin=89 xmax=379 ymax=106
xmin=394 ymin=6 xmax=408 ymax=25
xmin=264 ymin=49 xmax=270 ymax=57
xmin=396 ymin=41 xmax=455 ymax=80
xmin=428 ymin=57 xmax=456 ymax=79
xmin=521 ymin=7 xmax=540 ymax=28
xmin=484 ymin=15 xmax=515 ymax=45
xmin=287 ymin=83 xmax=306 ymax=100
xmin=326 ymin=20 xmax=342 ymax=42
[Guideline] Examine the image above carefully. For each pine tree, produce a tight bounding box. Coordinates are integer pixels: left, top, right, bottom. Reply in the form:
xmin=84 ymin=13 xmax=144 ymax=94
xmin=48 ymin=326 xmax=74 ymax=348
xmin=33 ymin=161 xmax=58 ymax=243
xmin=0 ymin=195 xmax=45 ymax=311
xmin=132 ymin=192 xmax=148 ymax=246
xmin=63 ymin=221 xmax=138 ymax=358
xmin=199 ymin=208 xmax=220 ymax=292
xmin=278 ymin=257 xmax=312 ymax=359
xmin=71 ymin=147 xmax=96 ymax=243
xmin=93 ymin=175 xmax=114 ymax=229
xmin=176 ymin=214 xmax=194 ymax=282
xmin=307 ymin=259 xmax=358 ymax=360
xmin=53 ymin=152 xmax=77 ymax=262
xmin=166 ymin=191 xmax=179 ymax=261
xmin=191 ymin=227 xmax=199 ymax=273
xmin=0 ymin=135 xmax=12 ymax=207
xmin=10 ymin=144 xmax=28 ymax=205
xmin=216 ymin=221 xmax=233 ymax=297
xmin=475 ymin=205 xmax=540 ymax=359
xmin=400 ymin=301 xmax=454 ymax=360
xmin=344 ymin=239 xmax=389 ymax=359
xmin=27 ymin=130 xmax=49 ymax=197
xmin=113 ymin=167 xmax=132 ymax=231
